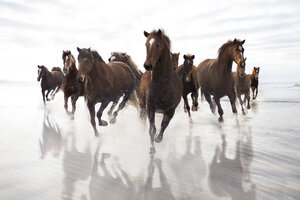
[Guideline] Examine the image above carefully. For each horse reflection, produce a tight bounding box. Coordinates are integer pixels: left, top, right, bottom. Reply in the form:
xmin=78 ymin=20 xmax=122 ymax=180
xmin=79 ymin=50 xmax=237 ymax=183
xmin=62 ymin=133 xmax=92 ymax=200
xmin=89 ymin=144 xmax=134 ymax=200
xmin=168 ymin=129 xmax=206 ymax=199
xmin=208 ymin=134 xmax=256 ymax=200
xmin=136 ymin=157 xmax=175 ymax=200
xmin=39 ymin=111 xmax=63 ymax=159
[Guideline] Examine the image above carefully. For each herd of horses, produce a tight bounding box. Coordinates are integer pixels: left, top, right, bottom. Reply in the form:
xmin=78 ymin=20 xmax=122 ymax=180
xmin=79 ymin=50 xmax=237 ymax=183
xmin=37 ymin=29 xmax=260 ymax=153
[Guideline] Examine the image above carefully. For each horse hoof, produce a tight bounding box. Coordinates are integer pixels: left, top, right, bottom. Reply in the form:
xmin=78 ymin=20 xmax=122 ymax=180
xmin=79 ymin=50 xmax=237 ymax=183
xmin=247 ymin=106 xmax=250 ymax=109
xmin=99 ymin=120 xmax=108 ymax=126
xmin=218 ymin=117 xmax=224 ymax=123
xmin=109 ymin=117 xmax=116 ymax=125
xmin=242 ymin=111 xmax=246 ymax=116
xmin=149 ymin=146 xmax=156 ymax=154
xmin=154 ymin=134 xmax=163 ymax=143
xmin=184 ymin=108 xmax=188 ymax=113
xmin=192 ymin=106 xmax=198 ymax=111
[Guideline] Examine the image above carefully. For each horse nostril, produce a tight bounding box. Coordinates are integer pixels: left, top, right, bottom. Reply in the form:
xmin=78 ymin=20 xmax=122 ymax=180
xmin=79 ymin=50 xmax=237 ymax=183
xmin=144 ymin=64 xmax=152 ymax=71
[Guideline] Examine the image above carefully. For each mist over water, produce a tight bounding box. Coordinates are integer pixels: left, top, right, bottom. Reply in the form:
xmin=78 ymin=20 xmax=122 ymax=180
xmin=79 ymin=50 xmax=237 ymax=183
xmin=0 ymin=81 xmax=299 ymax=200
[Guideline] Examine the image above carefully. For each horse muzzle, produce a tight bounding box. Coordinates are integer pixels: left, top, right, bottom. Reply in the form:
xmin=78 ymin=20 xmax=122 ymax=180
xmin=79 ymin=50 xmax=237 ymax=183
xmin=77 ymin=75 xmax=85 ymax=83
xmin=144 ymin=63 xmax=153 ymax=71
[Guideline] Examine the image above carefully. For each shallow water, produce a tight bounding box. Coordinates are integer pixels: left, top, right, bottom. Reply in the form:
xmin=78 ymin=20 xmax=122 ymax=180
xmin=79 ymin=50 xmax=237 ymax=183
xmin=0 ymin=81 xmax=299 ymax=200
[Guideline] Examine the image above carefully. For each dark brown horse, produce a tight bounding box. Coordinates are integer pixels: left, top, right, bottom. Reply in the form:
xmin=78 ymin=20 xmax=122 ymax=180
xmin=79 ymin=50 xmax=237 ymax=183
xmin=37 ymin=65 xmax=64 ymax=103
xmin=62 ymin=50 xmax=85 ymax=116
xmin=233 ymin=57 xmax=250 ymax=115
xmin=248 ymin=66 xmax=260 ymax=99
xmin=197 ymin=39 xmax=245 ymax=122
xmin=176 ymin=54 xmax=200 ymax=117
xmin=141 ymin=29 xmax=182 ymax=153
xmin=76 ymin=48 xmax=136 ymax=135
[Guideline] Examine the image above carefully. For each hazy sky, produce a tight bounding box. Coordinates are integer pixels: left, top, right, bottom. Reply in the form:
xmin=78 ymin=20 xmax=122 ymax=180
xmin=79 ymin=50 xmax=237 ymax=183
xmin=1 ymin=0 xmax=299 ymax=82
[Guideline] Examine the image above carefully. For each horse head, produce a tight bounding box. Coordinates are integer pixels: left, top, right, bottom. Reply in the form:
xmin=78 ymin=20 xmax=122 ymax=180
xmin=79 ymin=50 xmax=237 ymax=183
xmin=183 ymin=54 xmax=195 ymax=82
xmin=231 ymin=39 xmax=245 ymax=68
xmin=253 ymin=66 xmax=260 ymax=79
xmin=76 ymin=47 xmax=93 ymax=83
xmin=237 ymin=57 xmax=247 ymax=78
xmin=62 ymin=50 xmax=74 ymax=74
xmin=37 ymin=65 xmax=45 ymax=81
xmin=143 ymin=29 xmax=171 ymax=71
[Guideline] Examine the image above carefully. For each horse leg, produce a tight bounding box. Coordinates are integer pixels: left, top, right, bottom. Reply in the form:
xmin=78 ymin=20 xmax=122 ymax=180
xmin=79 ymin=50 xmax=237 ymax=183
xmin=155 ymin=108 xmax=175 ymax=143
xmin=213 ymin=96 xmax=224 ymax=122
xmin=246 ymin=90 xmax=251 ymax=109
xmin=191 ymin=91 xmax=199 ymax=111
xmin=204 ymin=91 xmax=216 ymax=114
xmin=52 ymin=86 xmax=61 ymax=100
xmin=237 ymin=93 xmax=245 ymax=115
xmin=183 ymin=94 xmax=191 ymax=117
xmin=87 ymin=100 xmax=98 ymax=136
xmin=255 ymin=86 xmax=258 ymax=99
xmin=251 ymin=87 xmax=255 ymax=100
xmin=200 ymin=89 xmax=204 ymax=101
xmin=107 ymin=101 xmax=118 ymax=122
xmin=110 ymin=94 xmax=131 ymax=124
xmin=46 ymin=90 xmax=51 ymax=101
xmin=96 ymin=101 xmax=110 ymax=126
xmin=64 ymin=93 xmax=69 ymax=114
xmin=148 ymin=105 xmax=156 ymax=154
xmin=71 ymin=95 xmax=79 ymax=114
xmin=42 ymin=89 xmax=46 ymax=104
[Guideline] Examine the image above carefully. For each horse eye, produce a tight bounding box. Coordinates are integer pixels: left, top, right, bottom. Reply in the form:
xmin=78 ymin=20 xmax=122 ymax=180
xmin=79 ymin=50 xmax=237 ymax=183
xmin=156 ymin=44 xmax=159 ymax=48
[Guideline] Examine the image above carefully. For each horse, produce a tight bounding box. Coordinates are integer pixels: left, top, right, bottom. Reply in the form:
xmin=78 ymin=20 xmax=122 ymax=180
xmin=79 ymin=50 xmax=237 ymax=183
xmin=76 ymin=47 xmax=136 ymax=135
xmin=62 ymin=50 xmax=85 ymax=116
xmin=176 ymin=54 xmax=200 ymax=117
xmin=141 ymin=29 xmax=182 ymax=154
xmin=37 ymin=65 xmax=64 ymax=103
xmin=108 ymin=52 xmax=142 ymax=111
xmin=248 ymin=66 xmax=260 ymax=99
xmin=197 ymin=39 xmax=245 ymax=122
xmin=233 ymin=57 xmax=250 ymax=115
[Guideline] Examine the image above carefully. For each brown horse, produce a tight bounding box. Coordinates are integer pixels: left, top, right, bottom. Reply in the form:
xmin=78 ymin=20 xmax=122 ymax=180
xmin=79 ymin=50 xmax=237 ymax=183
xmin=76 ymin=48 xmax=136 ymax=135
xmin=233 ymin=57 xmax=250 ymax=115
xmin=108 ymin=52 xmax=141 ymax=112
xmin=197 ymin=39 xmax=245 ymax=122
xmin=62 ymin=50 xmax=85 ymax=116
xmin=142 ymin=29 xmax=182 ymax=153
xmin=176 ymin=54 xmax=200 ymax=117
xmin=248 ymin=67 xmax=260 ymax=99
xmin=37 ymin=65 xmax=64 ymax=103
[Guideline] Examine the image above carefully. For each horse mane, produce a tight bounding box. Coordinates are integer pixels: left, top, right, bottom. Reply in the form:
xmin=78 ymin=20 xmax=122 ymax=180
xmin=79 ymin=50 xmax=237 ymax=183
xmin=217 ymin=40 xmax=235 ymax=59
xmin=91 ymin=50 xmax=105 ymax=63
xmin=149 ymin=29 xmax=171 ymax=51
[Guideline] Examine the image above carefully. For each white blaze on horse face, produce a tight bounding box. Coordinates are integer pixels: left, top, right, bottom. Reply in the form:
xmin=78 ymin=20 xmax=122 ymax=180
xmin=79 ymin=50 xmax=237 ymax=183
xmin=149 ymin=38 xmax=155 ymax=48
xmin=38 ymin=68 xmax=42 ymax=77
xmin=110 ymin=56 xmax=116 ymax=61
xmin=239 ymin=45 xmax=243 ymax=51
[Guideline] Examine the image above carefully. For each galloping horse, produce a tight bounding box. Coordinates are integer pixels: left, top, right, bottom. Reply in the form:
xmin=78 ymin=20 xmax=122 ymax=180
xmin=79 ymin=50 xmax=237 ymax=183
xmin=176 ymin=54 xmax=200 ymax=117
xmin=141 ymin=29 xmax=182 ymax=153
xmin=197 ymin=39 xmax=245 ymax=122
xmin=248 ymin=67 xmax=260 ymax=99
xmin=76 ymin=48 xmax=136 ymax=135
xmin=233 ymin=57 xmax=250 ymax=115
xmin=62 ymin=50 xmax=85 ymax=115
xmin=37 ymin=65 xmax=64 ymax=103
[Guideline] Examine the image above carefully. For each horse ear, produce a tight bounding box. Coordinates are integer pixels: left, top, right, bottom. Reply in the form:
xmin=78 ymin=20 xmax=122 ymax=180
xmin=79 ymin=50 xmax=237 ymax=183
xmin=178 ymin=52 xmax=180 ymax=56
xmin=144 ymin=31 xmax=149 ymax=37
xmin=192 ymin=55 xmax=195 ymax=59
xmin=241 ymin=39 xmax=245 ymax=45
xmin=88 ymin=47 xmax=91 ymax=52
xmin=244 ymin=57 xmax=247 ymax=61
xmin=77 ymin=47 xmax=82 ymax=52
xmin=37 ymin=65 xmax=41 ymax=68
xmin=183 ymin=55 xmax=187 ymax=60
xmin=233 ymin=39 xmax=237 ymax=44
xmin=121 ymin=52 xmax=126 ymax=56
xmin=157 ymin=29 xmax=162 ymax=37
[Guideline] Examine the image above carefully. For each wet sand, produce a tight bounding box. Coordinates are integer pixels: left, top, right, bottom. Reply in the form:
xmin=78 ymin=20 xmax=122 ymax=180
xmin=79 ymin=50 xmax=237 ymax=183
xmin=0 ymin=81 xmax=299 ymax=200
